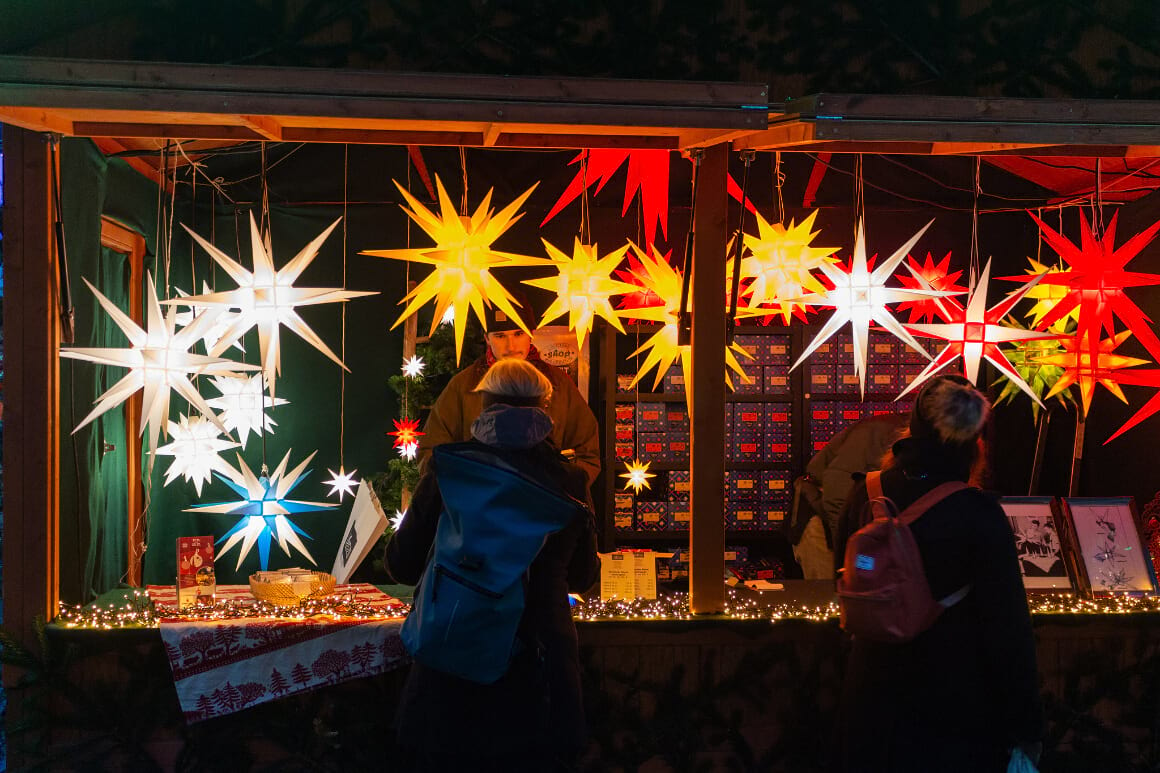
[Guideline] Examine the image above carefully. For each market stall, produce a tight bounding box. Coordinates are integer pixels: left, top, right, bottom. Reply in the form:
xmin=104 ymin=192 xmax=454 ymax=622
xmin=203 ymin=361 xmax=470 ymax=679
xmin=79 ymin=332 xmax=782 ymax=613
xmin=5 ymin=55 xmax=1160 ymax=769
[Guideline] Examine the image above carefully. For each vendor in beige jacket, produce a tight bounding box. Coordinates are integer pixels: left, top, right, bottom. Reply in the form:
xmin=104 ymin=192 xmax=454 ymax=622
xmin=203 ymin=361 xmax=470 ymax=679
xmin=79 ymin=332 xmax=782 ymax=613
xmin=416 ymin=295 xmax=602 ymax=489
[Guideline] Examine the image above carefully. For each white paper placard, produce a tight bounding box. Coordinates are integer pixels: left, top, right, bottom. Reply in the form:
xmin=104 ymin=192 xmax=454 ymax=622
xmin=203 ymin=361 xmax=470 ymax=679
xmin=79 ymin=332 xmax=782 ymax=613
xmin=331 ymin=480 xmax=389 ymax=583
xmin=598 ymin=551 xmax=637 ymax=600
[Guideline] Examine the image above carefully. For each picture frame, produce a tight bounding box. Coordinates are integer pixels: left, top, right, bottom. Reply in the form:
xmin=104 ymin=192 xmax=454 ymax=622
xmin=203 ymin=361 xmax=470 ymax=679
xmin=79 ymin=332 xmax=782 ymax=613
xmin=1061 ymin=497 xmax=1159 ymax=597
xmin=1000 ymin=497 xmax=1075 ymax=593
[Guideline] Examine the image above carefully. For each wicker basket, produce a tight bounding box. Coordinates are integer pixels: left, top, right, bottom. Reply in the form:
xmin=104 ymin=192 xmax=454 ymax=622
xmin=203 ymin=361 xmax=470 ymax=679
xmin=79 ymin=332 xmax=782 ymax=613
xmin=249 ymin=572 xmax=337 ymax=606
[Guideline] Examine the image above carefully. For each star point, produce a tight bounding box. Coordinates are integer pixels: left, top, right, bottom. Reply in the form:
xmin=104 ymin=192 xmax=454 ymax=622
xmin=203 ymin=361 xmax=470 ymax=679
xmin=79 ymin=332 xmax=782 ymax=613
xmin=324 ymin=467 xmax=359 ymax=501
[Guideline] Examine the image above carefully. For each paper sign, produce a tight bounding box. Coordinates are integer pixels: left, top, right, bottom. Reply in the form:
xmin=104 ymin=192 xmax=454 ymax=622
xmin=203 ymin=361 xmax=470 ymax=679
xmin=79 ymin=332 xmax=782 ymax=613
xmin=632 ymin=550 xmax=658 ymax=600
xmin=599 ymin=551 xmax=636 ymax=599
xmin=331 ymin=480 xmax=390 ymax=583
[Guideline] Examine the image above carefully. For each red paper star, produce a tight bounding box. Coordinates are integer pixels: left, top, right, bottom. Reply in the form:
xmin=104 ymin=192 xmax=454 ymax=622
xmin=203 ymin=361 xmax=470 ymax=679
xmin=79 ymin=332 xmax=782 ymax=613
xmin=1035 ymin=330 xmax=1148 ymax=415
xmin=388 ymin=417 xmax=424 ymax=449
xmin=902 ymin=260 xmax=1058 ymax=405
xmin=896 ymin=252 xmax=969 ymax=323
xmin=1104 ymin=368 xmax=1160 ymax=443
xmin=614 ymin=243 xmax=672 ymax=319
xmin=541 ymin=149 xmax=672 ymax=244
xmin=1028 ymin=211 xmax=1160 ymax=364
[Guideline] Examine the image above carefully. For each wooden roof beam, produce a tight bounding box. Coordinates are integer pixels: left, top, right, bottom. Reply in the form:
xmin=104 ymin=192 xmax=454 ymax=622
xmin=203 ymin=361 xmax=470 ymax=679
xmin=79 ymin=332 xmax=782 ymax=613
xmin=239 ymin=115 xmax=284 ymax=141
xmin=0 ymin=106 xmax=72 ymax=135
xmin=73 ymin=121 xmax=263 ymax=141
xmin=90 ymin=137 xmax=163 ymax=184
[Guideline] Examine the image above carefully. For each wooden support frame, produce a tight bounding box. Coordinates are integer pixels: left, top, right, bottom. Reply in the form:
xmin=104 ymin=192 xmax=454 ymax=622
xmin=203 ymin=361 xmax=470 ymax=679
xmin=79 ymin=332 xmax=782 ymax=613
xmin=2 ymin=127 xmax=61 ymax=649
xmin=689 ymin=144 xmax=728 ymax=615
xmin=98 ymin=217 xmax=146 ymax=586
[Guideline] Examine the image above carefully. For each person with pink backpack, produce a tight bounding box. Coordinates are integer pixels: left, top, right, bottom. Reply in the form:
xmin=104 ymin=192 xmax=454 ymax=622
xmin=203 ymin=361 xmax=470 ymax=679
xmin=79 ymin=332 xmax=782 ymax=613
xmin=834 ymin=375 xmax=1043 ymax=773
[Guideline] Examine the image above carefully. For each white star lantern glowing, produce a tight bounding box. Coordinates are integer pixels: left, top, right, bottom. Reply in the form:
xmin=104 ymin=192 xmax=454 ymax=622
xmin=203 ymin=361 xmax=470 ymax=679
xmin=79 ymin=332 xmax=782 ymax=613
xmin=177 ymin=214 xmax=376 ymax=397
xmin=325 ymin=467 xmax=359 ymax=501
xmin=154 ymin=414 xmax=240 ymax=495
xmin=391 ymin=510 xmax=407 ymax=531
xmin=402 ymin=355 xmax=426 ymax=378
xmin=791 ymin=220 xmax=952 ymax=396
xmin=363 ymin=176 xmax=543 ymax=364
xmin=60 ymin=273 xmax=260 ymax=452
xmin=205 ymin=374 xmax=288 ymax=449
xmin=899 ymin=260 xmax=1058 ymax=405
xmin=173 ymin=283 xmax=245 ymax=354
xmin=186 ymin=450 xmax=335 ymax=571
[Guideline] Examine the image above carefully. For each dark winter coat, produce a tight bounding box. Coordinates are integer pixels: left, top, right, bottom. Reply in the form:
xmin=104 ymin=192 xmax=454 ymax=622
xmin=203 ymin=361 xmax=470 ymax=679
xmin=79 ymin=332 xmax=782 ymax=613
xmin=835 ymin=436 xmax=1044 ymax=773
xmin=416 ymin=352 xmax=602 ymax=487
xmin=385 ymin=404 xmax=599 ymax=764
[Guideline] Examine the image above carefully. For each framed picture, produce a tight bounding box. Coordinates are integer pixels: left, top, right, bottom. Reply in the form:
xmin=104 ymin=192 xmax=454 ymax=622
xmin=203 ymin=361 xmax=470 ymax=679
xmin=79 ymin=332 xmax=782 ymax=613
xmin=1000 ymin=497 xmax=1075 ymax=593
xmin=1061 ymin=497 xmax=1159 ymax=597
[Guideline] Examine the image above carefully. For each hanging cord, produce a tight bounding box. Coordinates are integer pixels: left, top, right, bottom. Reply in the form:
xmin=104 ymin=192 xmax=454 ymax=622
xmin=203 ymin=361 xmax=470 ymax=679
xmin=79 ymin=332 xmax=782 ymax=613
xmin=854 ymin=154 xmax=866 ymax=243
xmin=1094 ymin=159 xmax=1104 ymax=237
xmin=188 ymin=148 xmax=198 ymax=293
xmin=340 ymin=144 xmax=349 ymax=471
xmin=48 ymin=136 xmax=76 ymax=343
xmin=258 ymin=143 xmax=271 ymax=476
xmin=774 ymin=151 xmax=785 ymax=224
xmin=970 ymin=156 xmax=982 ymax=288
xmin=162 ymin=143 xmax=178 ymax=300
xmin=460 ymin=146 xmax=469 ymax=216
xmin=580 ymin=152 xmax=591 ymax=243
xmin=1035 ymin=207 xmax=1043 ymax=264
xmin=727 ymin=150 xmax=755 ymax=346
xmin=677 ymin=150 xmax=704 ymax=346
xmin=404 ymin=151 xmax=412 ymax=420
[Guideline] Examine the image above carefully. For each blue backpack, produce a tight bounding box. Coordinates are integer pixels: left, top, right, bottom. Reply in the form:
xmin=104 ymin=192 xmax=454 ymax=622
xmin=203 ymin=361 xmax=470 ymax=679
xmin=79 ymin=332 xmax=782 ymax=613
xmin=400 ymin=444 xmax=589 ymax=684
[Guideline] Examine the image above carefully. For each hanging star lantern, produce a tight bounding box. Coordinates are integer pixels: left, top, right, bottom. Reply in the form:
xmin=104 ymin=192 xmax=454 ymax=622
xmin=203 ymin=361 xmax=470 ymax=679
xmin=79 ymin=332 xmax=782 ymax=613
xmin=622 ymin=242 xmax=753 ymax=393
xmin=1000 ymin=257 xmax=1080 ymax=330
xmin=324 ymin=467 xmax=359 ymax=501
xmin=154 ymin=414 xmax=240 ymax=495
xmin=389 ymin=417 xmax=424 ymax=450
xmin=187 ymin=450 xmax=334 ymax=571
xmin=60 ymin=273 xmax=260 ymax=452
xmin=523 ymin=238 xmax=637 ymax=349
xmin=173 ymin=282 xmax=245 ymax=354
xmin=791 ymin=219 xmax=951 ymax=396
xmin=991 ymin=320 xmax=1077 ymax=419
xmin=620 ymin=459 xmax=656 ymax=493
xmin=362 ymin=176 xmax=542 ymax=364
xmin=176 ymin=214 xmax=376 ymax=397
xmin=390 ymin=510 xmax=407 ymax=531
xmin=895 ymin=252 xmax=969 ymax=324
xmin=205 ymin=373 xmax=288 ymax=449
xmin=900 ymin=260 xmax=1058 ymax=405
xmin=402 ymin=355 xmax=425 ymax=378
xmin=613 ymin=244 xmax=670 ymax=320
xmin=399 ymin=441 xmax=419 ymax=461
xmin=1104 ymin=368 xmax=1160 ymax=443
xmin=732 ymin=210 xmax=840 ymax=325
xmin=1034 ymin=329 xmax=1149 ymax=415
xmin=1028 ymin=210 xmax=1160 ymax=363
xmin=541 ymin=149 xmax=672 ymax=243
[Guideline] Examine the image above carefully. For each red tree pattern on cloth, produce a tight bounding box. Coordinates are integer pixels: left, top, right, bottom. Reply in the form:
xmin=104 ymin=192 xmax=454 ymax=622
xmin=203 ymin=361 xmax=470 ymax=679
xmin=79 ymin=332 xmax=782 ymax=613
xmin=312 ymin=649 xmax=352 ymax=683
xmin=179 ymin=630 xmax=218 ymax=665
xmin=269 ymin=667 xmax=290 ymax=697
xmin=351 ymin=642 xmax=376 ymax=672
xmin=291 ymin=662 xmax=312 ymax=688
xmin=236 ymin=682 xmax=267 ymax=706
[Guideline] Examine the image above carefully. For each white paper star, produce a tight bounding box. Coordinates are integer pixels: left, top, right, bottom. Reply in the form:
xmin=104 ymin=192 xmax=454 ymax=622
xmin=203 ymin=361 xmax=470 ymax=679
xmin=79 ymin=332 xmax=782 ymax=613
xmin=900 ymin=259 xmax=1056 ymax=405
xmin=186 ymin=449 xmax=335 ymax=571
xmin=325 ymin=467 xmax=359 ymax=501
xmin=205 ymin=373 xmax=288 ymax=448
xmin=399 ymin=440 xmax=419 ymax=460
xmin=154 ymin=414 xmax=240 ymax=495
xmin=60 ymin=273 xmax=260 ymax=452
xmin=391 ymin=510 xmax=407 ymax=530
xmin=790 ymin=219 xmax=955 ymax=396
xmin=175 ymin=213 xmax=376 ymax=396
xmin=402 ymin=355 xmax=425 ymax=378
xmin=174 ymin=282 xmax=245 ymax=354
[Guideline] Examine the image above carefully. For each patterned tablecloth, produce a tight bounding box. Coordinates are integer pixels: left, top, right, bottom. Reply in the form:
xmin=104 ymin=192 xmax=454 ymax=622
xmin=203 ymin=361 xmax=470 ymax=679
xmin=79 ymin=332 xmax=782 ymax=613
xmin=147 ymin=585 xmax=410 ymax=723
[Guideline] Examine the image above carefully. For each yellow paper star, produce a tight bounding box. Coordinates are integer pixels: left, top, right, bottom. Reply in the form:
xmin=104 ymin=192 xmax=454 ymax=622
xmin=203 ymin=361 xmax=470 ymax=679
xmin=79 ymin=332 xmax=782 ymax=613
xmin=731 ymin=210 xmax=840 ymax=324
xmin=523 ymin=238 xmax=637 ymax=349
xmin=1035 ymin=329 xmax=1148 ymax=414
xmin=1017 ymin=258 xmax=1080 ymax=329
xmin=362 ymin=176 xmax=543 ymax=363
xmin=620 ymin=459 xmax=656 ymax=493
xmin=176 ymin=214 xmax=376 ymax=397
xmin=624 ymin=242 xmax=753 ymax=393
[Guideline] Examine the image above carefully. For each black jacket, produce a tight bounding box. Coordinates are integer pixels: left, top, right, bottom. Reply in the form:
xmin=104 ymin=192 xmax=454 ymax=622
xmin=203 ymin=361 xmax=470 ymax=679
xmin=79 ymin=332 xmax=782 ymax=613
xmin=836 ymin=437 xmax=1044 ymax=773
xmin=385 ymin=419 xmax=599 ymax=759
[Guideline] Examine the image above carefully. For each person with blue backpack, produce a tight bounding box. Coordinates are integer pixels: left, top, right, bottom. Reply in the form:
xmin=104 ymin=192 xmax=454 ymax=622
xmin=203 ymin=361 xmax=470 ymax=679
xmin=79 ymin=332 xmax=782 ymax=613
xmin=834 ymin=375 xmax=1044 ymax=773
xmin=385 ymin=358 xmax=599 ymax=772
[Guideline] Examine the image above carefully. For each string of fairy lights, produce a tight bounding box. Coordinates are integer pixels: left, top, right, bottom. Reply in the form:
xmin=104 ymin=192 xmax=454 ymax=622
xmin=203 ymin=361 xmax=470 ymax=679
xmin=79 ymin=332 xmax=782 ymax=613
xmin=54 ymin=590 xmax=1160 ymax=630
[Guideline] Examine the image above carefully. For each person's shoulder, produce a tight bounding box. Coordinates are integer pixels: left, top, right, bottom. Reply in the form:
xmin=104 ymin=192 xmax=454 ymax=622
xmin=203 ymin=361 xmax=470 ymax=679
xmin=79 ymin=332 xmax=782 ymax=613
xmin=444 ymin=359 xmax=487 ymax=388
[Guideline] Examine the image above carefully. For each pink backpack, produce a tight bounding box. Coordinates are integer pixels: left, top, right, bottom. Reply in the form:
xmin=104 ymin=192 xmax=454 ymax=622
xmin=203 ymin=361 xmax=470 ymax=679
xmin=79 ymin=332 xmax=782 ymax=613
xmin=837 ymin=471 xmax=971 ymax=643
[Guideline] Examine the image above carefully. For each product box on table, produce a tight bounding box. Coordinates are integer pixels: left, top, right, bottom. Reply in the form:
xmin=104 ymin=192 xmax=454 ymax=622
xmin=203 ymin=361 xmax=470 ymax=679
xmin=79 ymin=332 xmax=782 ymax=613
xmin=665 ymin=404 xmax=689 ymax=432
xmin=636 ymin=402 xmax=666 ymax=433
xmin=636 ymin=501 xmax=669 ymax=531
xmin=733 ymin=334 xmax=768 ymax=365
xmin=870 ymin=337 xmax=899 ymax=363
xmin=733 ymin=403 xmax=763 ymax=432
xmin=868 ymin=364 xmax=899 ymax=392
xmin=176 ymin=536 xmax=216 ymax=608
xmin=836 ymin=362 xmax=860 ymax=392
xmin=733 ymin=366 xmax=763 ymax=394
xmin=760 ymin=469 xmax=792 ymax=499
xmin=615 ymin=403 xmax=635 ymax=425
xmin=900 ymin=362 xmax=926 ymax=389
xmin=615 ymin=424 xmax=635 ymax=444
xmin=617 ymin=373 xmax=637 ymax=393
xmin=615 ymin=441 xmax=635 ymax=461
xmin=758 ymin=505 xmax=789 ymax=529
xmin=637 ymin=432 xmax=667 ymax=463
xmin=668 ymin=469 xmax=691 ymax=499
xmin=764 ymin=403 xmax=792 ymax=435
xmin=663 ymin=365 xmax=686 ymax=394
xmin=812 ymin=338 xmax=837 ymax=364
xmin=614 ymin=493 xmax=635 ymax=531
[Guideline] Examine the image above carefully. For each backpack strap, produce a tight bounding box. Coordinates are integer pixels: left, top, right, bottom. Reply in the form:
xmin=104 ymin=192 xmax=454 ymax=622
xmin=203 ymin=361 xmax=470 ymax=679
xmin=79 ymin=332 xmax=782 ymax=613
xmin=865 ymin=470 xmax=883 ymax=501
xmin=896 ymin=481 xmax=969 ymax=526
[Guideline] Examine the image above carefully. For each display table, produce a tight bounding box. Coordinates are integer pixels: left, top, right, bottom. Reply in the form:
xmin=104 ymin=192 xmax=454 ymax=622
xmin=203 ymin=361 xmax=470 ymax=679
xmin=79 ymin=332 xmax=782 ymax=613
xmin=18 ymin=582 xmax=1160 ymax=771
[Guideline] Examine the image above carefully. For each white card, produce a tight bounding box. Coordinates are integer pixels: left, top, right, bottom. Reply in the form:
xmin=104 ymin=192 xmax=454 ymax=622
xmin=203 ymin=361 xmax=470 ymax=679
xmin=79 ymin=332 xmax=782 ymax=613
xmin=331 ymin=480 xmax=389 ymax=583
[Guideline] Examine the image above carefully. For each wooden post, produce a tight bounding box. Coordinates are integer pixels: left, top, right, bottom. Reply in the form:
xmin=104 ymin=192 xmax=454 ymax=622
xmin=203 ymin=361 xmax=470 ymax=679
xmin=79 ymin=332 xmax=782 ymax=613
xmin=689 ymin=143 xmax=728 ymax=614
xmin=2 ymin=126 xmax=61 ymax=649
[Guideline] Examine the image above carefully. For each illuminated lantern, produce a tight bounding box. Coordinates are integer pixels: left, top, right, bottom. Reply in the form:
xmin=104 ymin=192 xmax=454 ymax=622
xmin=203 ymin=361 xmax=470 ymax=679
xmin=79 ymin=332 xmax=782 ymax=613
xmin=324 ymin=468 xmax=359 ymax=501
xmin=363 ymin=176 xmax=543 ymax=364
xmin=1035 ymin=329 xmax=1149 ymax=415
xmin=541 ymin=149 xmax=672 ymax=243
xmin=620 ymin=459 xmax=656 ymax=493
xmin=732 ymin=210 xmax=839 ymax=325
xmin=389 ymin=418 xmax=424 ymax=450
xmin=895 ymin=252 xmax=968 ymax=324
xmin=402 ymin=355 xmax=425 ymax=378
xmin=155 ymin=414 xmax=240 ymax=495
xmin=205 ymin=373 xmax=288 ymax=449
